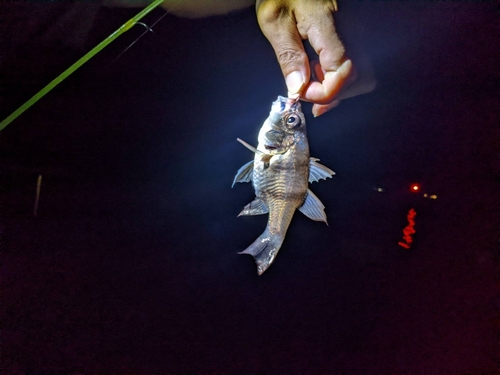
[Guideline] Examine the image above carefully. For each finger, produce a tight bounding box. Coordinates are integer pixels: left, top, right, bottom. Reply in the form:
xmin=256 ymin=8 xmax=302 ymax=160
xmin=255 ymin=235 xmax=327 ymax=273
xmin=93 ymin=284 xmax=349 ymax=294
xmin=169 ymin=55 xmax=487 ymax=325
xmin=310 ymin=59 xmax=377 ymax=117
xmin=304 ymin=59 xmax=353 ymax=104
xmin=302 ymin=2 xmax=345 ymax=72
xmin=311 ymin=59 xmax=326 ymax=82
xmin=335 ymin=61 xmax=376 ymax=101
xmin=299 ymin=4 xmax=353 ymax=103
xmin=256 ymin=0 xmax=310 ymax=95
xmin=312 ymin=100 xmax=341 ymax=118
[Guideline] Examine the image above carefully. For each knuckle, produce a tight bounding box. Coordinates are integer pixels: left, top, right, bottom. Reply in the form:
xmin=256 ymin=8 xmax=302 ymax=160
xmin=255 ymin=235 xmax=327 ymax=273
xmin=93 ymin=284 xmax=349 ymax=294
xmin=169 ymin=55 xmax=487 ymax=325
xmin=257 ymin=0 xmax=288 ymax=24
xmin=276 ymin=48 xmax=306 ymax=70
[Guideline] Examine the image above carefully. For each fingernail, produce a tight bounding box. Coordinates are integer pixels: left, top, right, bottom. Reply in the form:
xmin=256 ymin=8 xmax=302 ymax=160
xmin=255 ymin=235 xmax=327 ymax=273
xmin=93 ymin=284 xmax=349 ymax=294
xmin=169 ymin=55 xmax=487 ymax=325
xmin=285 ymin=71 xmax=304 ymax=95
xmin=324 ymin=59 xmax=353 ymax=81
xmin=312 ymin=100 xmax=341 ymax=117
xmin=312 ymin=107 xmax=321 ymax=118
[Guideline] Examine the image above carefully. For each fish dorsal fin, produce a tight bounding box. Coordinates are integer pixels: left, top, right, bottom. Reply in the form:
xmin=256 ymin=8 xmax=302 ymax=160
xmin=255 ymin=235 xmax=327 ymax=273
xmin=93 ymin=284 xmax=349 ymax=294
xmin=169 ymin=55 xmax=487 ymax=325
xmin=309 ymin=157 xmax=335 ymax=183
xmin=299 ymin=189 xmax=328 ymax=224
xmin=232 ymin=160 xmax=254 ymax=187
xmin=238 ymin=197 xmax=269 ymax=216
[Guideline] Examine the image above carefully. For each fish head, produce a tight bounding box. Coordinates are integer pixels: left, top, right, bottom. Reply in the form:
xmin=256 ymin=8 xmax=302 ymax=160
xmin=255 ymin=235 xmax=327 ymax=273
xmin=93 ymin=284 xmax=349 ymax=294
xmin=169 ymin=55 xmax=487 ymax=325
xmin=258 ymin=96 xmax=307 ymax=155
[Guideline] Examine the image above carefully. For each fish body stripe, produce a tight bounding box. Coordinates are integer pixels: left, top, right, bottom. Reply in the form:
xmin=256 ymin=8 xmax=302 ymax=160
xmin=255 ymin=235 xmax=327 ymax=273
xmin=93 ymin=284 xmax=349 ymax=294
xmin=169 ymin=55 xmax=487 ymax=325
xmin=253 ymin=138 xmax=309 ymax=236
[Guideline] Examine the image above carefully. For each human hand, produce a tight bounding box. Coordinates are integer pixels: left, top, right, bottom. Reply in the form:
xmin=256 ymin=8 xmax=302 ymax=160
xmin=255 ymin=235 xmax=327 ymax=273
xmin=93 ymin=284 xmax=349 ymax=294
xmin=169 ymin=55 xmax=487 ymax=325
xmin=256 ymin=0 xmax=357 ymax=117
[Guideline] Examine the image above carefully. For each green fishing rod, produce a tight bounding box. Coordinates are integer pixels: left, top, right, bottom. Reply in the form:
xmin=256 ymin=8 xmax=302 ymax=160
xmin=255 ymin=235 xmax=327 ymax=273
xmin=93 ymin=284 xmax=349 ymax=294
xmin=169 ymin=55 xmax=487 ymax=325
xmin=0 ymin=0 xmax=165 ymax=132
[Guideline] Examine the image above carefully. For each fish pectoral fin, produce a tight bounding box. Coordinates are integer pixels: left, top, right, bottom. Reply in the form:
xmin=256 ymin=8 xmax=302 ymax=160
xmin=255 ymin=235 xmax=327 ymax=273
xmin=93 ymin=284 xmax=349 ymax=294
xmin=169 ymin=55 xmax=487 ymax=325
xmin=299 ymin=189 xmax=328 ymax=224
xmin=309 ymin=157 xmax=335 ymax=183
xmin=238 ymin=197 xmax=269 ymax=216
xmin=232 ymin=160 xmax=254 ymax=187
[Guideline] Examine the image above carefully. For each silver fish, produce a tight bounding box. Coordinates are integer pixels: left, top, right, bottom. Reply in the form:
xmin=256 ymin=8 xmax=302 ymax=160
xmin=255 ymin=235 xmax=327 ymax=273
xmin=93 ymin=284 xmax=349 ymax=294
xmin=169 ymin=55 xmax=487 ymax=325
xmin=233 ymin=95 xmax=335 ymax=275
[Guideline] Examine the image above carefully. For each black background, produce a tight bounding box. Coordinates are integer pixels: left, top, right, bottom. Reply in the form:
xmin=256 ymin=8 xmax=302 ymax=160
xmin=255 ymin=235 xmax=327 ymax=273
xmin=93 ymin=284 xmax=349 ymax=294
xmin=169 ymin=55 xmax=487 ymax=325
xmin=1 ymin=1 xmax=497 ymax=373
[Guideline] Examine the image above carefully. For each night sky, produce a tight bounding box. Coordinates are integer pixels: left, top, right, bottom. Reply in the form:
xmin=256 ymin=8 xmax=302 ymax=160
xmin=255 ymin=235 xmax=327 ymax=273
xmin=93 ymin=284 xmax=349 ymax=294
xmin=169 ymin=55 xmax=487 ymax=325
xmin=1 ymin=2 xmax=497 ymax=373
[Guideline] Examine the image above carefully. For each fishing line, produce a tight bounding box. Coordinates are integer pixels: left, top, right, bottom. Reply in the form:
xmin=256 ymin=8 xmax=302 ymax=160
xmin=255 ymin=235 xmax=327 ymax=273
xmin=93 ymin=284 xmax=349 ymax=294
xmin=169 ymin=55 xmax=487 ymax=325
xmin=0 ymin=0 xmax=165 ymax=131
xmin=110 ymin=11 xmax=168 ymax=65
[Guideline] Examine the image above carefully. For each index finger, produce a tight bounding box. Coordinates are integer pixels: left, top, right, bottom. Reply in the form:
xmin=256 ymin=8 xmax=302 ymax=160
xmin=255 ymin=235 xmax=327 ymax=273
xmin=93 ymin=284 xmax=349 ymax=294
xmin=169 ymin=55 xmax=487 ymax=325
xmin=300 ymin=7 xmax=353 ymax=104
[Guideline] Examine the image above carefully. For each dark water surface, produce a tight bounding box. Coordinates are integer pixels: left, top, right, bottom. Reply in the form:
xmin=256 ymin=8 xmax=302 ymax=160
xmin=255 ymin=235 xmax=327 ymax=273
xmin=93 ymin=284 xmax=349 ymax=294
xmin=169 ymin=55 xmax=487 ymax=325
xmin=1 ymin=2 xmax=497 ymax=373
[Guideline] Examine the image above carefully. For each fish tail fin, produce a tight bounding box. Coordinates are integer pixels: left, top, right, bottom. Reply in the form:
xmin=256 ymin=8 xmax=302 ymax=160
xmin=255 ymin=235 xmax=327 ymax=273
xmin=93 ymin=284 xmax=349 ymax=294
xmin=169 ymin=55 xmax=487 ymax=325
xmin=238 ymin=230 xmax=285 ymax=275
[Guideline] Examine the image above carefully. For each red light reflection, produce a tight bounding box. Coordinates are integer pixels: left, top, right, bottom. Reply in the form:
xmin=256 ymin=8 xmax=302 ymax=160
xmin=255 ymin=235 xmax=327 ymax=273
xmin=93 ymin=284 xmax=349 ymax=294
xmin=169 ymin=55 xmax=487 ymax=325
xmin=398 ymin=208 xmax=417 ymax=249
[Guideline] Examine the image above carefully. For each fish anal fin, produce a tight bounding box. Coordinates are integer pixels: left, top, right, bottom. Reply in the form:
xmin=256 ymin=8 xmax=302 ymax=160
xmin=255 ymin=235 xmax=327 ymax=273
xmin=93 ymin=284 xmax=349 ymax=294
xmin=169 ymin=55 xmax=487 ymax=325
xmin=299 ymin=189 xmax=328 ymax=224
xmin=238 ymin=197 xmax=268 ymax=216
xmin=309 ymin=157 xmax=335 ymax=183
xmin=232 ymin=160 xmax=254 ymax=187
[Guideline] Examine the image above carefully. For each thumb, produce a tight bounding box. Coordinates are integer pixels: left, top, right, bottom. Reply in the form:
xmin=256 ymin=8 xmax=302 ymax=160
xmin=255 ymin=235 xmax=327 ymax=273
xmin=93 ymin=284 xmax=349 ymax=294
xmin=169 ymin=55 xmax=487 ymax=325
xmin=256 ymin=0 xmax=310 ymax=95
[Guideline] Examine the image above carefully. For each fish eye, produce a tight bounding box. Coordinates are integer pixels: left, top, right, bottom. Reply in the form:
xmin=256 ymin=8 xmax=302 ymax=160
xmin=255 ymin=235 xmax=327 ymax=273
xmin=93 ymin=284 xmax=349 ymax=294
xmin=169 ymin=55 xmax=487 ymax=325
xmin=285 ymin=114 xmax=300 ymax=128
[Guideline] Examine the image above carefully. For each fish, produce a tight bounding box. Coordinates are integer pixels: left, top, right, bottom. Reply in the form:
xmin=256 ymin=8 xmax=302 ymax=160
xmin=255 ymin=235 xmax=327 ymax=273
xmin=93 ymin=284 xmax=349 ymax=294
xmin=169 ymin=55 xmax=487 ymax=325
xmin=233 ymin=95 xmax=335 ymax=275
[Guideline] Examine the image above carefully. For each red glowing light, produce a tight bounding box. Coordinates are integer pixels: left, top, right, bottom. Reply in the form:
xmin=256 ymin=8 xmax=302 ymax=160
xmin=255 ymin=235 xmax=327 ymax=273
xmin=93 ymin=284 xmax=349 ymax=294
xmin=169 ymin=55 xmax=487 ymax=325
xmin=411 ymin=184 xmax=420 ymax=192
xmin=398 ymin=208 xmax=417 ymax=249
xmin=398 ymin=241 xmax=410 ymax=249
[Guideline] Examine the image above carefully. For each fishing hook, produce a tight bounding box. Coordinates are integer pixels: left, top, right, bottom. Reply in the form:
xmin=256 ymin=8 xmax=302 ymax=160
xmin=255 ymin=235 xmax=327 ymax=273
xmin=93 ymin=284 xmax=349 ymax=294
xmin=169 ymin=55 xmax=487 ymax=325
xmin=111 ymin=11 xmax=168 ymax=64
xmin=134 ymin=22 xmax=154 ymax=33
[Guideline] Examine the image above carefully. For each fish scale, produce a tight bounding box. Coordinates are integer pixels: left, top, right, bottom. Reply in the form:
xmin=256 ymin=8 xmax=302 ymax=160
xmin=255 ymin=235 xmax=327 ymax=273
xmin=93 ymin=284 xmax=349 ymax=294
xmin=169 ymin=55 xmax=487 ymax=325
xmin=233 ymin=96 xmax=335 ymax=275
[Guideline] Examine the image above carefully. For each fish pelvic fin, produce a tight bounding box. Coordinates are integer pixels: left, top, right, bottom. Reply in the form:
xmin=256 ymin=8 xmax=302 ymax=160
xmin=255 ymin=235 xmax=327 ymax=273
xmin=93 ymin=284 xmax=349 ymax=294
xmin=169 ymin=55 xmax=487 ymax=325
xmin=238 ymin=230 xmax=284 ymax=275
xmin=238 ymin=197 xmax=268 ymax=216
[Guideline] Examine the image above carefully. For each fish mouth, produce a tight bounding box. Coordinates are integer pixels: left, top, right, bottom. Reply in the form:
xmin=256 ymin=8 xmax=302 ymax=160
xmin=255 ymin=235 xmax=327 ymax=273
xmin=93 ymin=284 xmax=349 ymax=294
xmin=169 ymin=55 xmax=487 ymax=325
xmin=280 ymin=99 xmax=286 ymax=111
xmin=264 ymin=144 xmax=278 ymax=151
xmin=274 ymin=95 xmax=300 ymax=113
xmin=272 ymin=96 xmax=294 ymax=114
